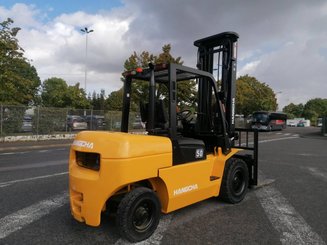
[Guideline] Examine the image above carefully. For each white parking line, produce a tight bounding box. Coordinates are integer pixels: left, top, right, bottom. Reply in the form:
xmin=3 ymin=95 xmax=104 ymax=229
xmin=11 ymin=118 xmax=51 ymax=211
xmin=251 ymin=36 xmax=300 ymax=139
xmin=259 ymin=136 xmax=299 ymax=144
xmin=256 ymin=184 xmax=325 ymax=245
xmin=0 ymin=160 xmax=67 ymax=172
xmin=238 ymin=135 xmax=299 ymax=148
xmin=0 ymin=147 xmax=67 ymax=156
xmin=0 ymin=151 xmax=28 ymax=156
xmin=0 ymin=192 xmax=68 ymax=240
xmin=0 ymin=152 xmax=14 ymax=156
xmin=0 ymin=172 xmax=68 ymax=188
xmin=306 ymin=167 xmax=327 ymax=182
xmin=38 ymin=150 xmax=49 ymax=153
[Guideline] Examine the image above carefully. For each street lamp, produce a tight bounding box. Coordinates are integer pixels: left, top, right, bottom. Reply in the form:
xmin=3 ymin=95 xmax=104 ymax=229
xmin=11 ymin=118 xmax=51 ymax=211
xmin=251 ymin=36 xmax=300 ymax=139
xmin=276 ymin=91 xmax=282 ymax=111
xmin=80 ymin=27 xmax=94 ymax=91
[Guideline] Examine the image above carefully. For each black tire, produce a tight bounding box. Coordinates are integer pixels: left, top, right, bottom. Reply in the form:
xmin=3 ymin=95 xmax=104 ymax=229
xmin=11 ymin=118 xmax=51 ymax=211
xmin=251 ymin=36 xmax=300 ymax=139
xmin=220 ymin=158 xmax=249 ymax=204
xmin=116 ymin=187 xmax=161 ymax=242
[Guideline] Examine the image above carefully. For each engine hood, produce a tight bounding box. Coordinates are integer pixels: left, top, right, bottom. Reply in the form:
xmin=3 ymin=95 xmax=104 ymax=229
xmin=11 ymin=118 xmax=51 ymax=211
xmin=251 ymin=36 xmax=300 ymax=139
xmin=71 ymin=131 xmax=172 ymax=159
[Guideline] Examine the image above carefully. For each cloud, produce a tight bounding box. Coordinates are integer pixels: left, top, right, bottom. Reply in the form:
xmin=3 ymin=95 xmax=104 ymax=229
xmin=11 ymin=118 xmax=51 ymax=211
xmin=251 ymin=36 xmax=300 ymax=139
xmin=121 ymin=0 xmax=327 ymax=108
xmin=238 ymin=60 xmax=261 ymax=76
xmin=2 ymin=4 xmax=133 ymax=94
xmin=1 ymin=0 xmax=327 ymax=108
xmin=241 ymin=31 xmax=327 ymax=107
xmin=0 ymin=3 xmax=42 ymax=28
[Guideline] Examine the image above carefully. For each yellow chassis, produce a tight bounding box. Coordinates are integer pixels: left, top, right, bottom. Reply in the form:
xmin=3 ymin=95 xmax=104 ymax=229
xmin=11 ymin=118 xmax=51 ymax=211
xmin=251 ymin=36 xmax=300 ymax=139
xmin=69 ymin=131 xmax=241 ymax=226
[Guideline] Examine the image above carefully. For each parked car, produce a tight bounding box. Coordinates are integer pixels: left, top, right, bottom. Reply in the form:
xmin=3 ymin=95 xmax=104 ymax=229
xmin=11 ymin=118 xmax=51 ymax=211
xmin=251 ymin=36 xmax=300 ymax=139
xmin=297 ymin=121 xmax=305 ymax=127
xmin=85 ymin=115 xmax=106 ymax=130
xmin=132 ymin=117 xmax=145 ymax=129
xmin=287 ymin=122 xmax=296 ymax=127
xmin=21 ymin=115 xmax=32 ymax=132
xmin=67 ymin=115 xmax=87 ymax=131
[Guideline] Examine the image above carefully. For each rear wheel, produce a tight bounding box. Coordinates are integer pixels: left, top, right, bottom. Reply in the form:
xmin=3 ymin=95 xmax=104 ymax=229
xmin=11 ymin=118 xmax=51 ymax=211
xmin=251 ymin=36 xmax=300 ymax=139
xmin=220 ymin=158 xmax=249 ymax=204
xmin=116 ymin=187 xmax=161 ymax=242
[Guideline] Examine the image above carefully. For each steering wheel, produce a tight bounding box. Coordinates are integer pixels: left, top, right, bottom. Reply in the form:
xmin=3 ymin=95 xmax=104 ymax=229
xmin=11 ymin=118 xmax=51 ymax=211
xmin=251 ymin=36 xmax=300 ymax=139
xmin=177 ymin=109 xmax=193 ymax=122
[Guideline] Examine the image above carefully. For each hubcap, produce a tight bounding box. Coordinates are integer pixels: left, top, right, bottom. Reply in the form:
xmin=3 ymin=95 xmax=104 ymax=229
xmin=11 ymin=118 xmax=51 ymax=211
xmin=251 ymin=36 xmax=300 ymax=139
xmin=133 ymin=201 xmax=153 ymax=232
xmin=232 ymin=169 xmax=245 ymax=195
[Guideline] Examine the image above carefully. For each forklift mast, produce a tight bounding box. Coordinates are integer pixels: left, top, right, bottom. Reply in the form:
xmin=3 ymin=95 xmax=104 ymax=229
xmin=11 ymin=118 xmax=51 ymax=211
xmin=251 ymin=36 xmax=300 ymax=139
xmin=194 ymin=32 xmax=239 ymax=139
xmin=121 ymin=32 xmax=246 ymax=156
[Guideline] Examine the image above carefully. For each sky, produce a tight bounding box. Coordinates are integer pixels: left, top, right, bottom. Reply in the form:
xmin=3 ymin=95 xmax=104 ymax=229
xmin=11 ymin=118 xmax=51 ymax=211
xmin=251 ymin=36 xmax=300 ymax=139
xmin=1 ymin=0 xmax=327 ymax=109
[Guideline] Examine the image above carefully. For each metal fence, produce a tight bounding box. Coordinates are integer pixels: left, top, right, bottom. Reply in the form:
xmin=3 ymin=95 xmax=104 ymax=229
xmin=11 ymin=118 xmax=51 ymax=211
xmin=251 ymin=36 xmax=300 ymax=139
xmin=0 ymin=104 xmax=142 ymax=138
xmin=0 ymin=104 xmax=249 ymax=140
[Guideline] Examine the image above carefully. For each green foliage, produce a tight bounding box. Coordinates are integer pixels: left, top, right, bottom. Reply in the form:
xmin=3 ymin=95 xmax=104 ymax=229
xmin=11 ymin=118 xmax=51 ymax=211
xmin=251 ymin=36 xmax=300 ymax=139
xmin=236 ymin=75 xmax=277 ymax=116
xmin=302 ymin=98 xmax=327 ymax=123
xmin=41 ymin=77 xmax=90 ymax=109
xmin=122 ymin=51 xmax=155 ymax=108
xmin=90 ymin=89 xmax=106 ymax=110
xmin=0 ymin=18 xmax=41 ymax=105
xmin=0 ymin=18 xmax=23 ymax=60
xmin=66 ymin=83 xmax=90 ymax=109
xmin=41 ymin=78 xmax=68 ymax=107
xmin=106 ymin=89 xmax=124 ymax=111
xmin=282 ymin=103 xmax=304 ymax=119
xmin=282 ymin=98 xmax=327 ymax=124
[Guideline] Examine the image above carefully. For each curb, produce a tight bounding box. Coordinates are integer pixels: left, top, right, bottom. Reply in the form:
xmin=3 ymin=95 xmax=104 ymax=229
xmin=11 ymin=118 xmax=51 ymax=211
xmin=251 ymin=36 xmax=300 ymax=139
xmin=0 ymin=133 xmax=76 ymax=143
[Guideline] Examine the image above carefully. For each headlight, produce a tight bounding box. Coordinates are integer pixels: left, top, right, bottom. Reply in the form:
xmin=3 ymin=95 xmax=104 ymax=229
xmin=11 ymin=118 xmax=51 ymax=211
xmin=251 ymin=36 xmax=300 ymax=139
xmin=75 ymin=151 xmax=100 ymax=171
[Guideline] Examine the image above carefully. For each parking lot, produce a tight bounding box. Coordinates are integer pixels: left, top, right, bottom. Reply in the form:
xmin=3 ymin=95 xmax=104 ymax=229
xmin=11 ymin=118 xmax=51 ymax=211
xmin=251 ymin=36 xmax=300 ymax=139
xmin=0 ymin=127 xmax=326 ymax=244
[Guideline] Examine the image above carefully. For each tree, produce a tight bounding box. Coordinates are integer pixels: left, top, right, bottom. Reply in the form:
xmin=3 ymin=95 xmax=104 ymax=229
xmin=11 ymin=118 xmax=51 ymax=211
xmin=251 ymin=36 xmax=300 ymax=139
xmin=90 ymin=89 xmax=106 ymax=110
xmin=66 ymin=83 xmax=90 ymax=109
xmin=41 ymin=78 xmax=69 ymax=107
xmin=236 ymin=75 xmax=277 ymax=116
xmin=282 ymin=103 xmax=304 ymax=119
xmin=41 ymin=77 xmax=90 ymax=108
xmin=0 ymin=18 xmax=40 ymax=105
xmin=302 ymin=98 xmax=327 ymax=122
xmin=106 ymin=89 xmax=124 ymax=111
xmin=283 ymin=98 xmax=327 ymax=123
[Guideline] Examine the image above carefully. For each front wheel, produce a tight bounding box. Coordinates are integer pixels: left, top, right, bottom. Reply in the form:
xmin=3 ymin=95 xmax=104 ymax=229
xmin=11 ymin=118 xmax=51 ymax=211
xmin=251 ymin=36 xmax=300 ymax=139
xmin=116 ymin=187 xmax=161 ymax=242
xmin=220 ymin=158 xmax=249 ymax=204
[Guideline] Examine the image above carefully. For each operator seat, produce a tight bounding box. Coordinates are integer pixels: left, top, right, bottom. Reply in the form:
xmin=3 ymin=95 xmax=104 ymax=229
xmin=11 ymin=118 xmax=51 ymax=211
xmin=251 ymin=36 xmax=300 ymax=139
xmin=140 ymin=99 xmax=167 ymax=131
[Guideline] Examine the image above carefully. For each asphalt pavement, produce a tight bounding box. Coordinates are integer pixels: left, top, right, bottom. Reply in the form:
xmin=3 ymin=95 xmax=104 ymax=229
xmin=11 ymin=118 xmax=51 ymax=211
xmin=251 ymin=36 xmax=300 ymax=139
xmin=0 ymin=127 xmax=326 ymax=244
xmin=0 ymin=139 xmax=73 ymax=152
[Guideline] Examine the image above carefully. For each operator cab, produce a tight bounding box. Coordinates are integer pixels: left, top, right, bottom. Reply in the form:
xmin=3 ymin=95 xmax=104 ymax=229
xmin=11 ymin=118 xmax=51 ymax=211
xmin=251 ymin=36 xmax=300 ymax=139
xmin=122 ymin=32 xmax=239 ymax=165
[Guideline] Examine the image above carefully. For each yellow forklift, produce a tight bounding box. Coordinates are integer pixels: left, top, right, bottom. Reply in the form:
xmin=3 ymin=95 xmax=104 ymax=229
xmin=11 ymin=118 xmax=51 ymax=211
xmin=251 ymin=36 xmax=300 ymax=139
xmin=69 ymin=32 xmax=258 ymax=242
